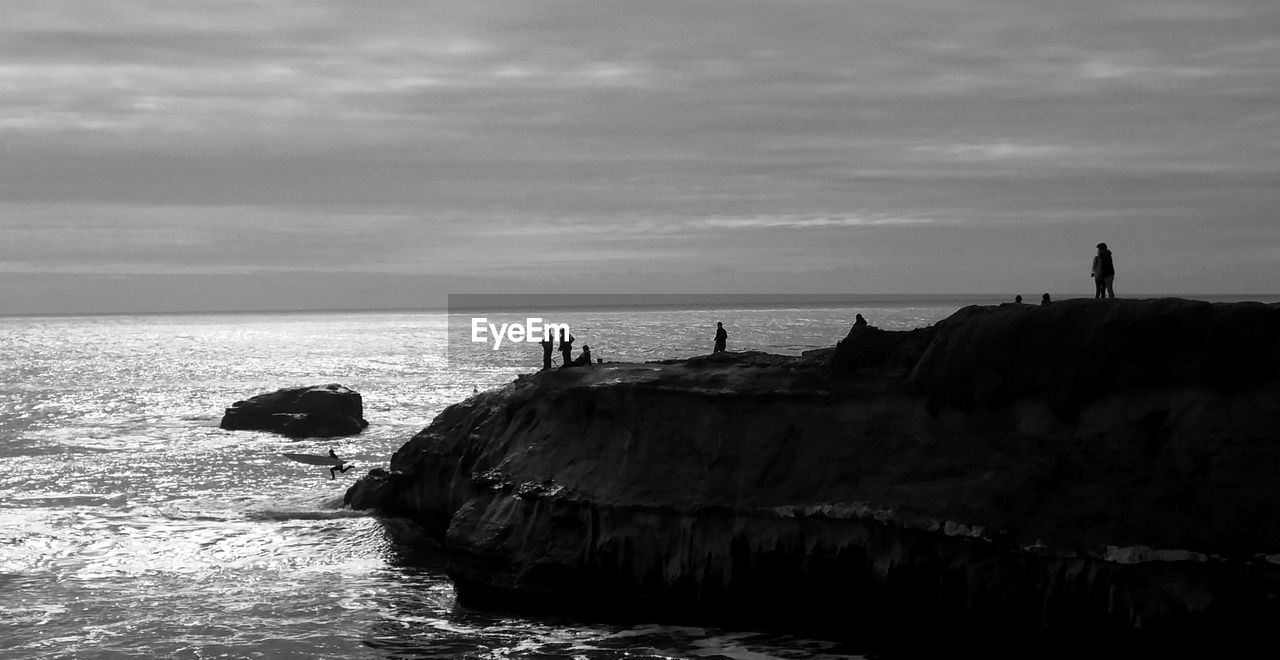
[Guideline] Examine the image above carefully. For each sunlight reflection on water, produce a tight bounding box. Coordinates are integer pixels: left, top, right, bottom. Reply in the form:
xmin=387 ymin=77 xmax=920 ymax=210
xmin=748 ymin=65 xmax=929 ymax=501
xmin=0 ymin=307 xmax=957 ymax=659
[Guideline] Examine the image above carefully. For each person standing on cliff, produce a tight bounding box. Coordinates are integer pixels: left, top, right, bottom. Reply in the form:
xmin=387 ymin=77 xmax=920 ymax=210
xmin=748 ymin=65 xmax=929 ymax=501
xmin=713 ymin=322 xmax=728 ymax=353
xmin=539 ymin=330 xmax=555 ymax=370
xmin=558 ymin=328 xmax=575 ymax=367
xmin=1091 ymin=242 xmax=1116 ymax=299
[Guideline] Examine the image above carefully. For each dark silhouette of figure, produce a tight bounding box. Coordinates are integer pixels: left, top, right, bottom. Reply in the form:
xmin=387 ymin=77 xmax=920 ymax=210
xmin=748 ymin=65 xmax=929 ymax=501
xmin=854 ymin=313 xmax=868 ymax=328
xmin=1015 ymin=295 xmax=1023 ymax=304
xmin=1091 ymin=242 xmax=1116 ymax=299
xmin=539 ymin=331 xmax=555 ymax=370
xmin=558 ymin=329 xmax=575 ymax=367
xmin=1041 ymin=293 xmax=1051 ymax=305
xmin=561 ymin=344 xmax=593 ymax=369
xmin=328 ymin=449 xmax=354 ymax=479
xmin=713 ymin=322 xmax=728 ymax=353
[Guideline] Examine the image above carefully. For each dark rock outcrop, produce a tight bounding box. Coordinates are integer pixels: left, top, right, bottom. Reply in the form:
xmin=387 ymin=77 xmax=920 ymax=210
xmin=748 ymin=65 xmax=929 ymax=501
xmin=347 ymin=299 xmax=1280 ymax=653
xmin=220 ymin=383 xmax=368 ymax=438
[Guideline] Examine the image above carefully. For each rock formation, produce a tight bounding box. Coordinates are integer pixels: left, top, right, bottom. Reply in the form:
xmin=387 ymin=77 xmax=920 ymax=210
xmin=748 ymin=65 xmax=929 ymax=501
xmin=346 ymin=299 xmax=1280 ymax=653
xmin=220 ymin=383 xmax=368 ymax=438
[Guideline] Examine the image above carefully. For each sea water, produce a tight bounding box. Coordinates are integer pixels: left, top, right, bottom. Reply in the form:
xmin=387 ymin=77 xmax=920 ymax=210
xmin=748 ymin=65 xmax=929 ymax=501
xmin=0 ymin=299 xmax=1011 ymax=659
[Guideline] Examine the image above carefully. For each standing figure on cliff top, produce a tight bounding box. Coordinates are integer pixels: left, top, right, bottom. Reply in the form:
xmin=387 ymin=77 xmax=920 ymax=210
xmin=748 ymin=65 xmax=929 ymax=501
xmin=558 ymin=328 xmax=575 ymax=367
xmin=1091 ymin=242 xmax=1116 ymax=299
xmin=713 ymin=322 xmax=728 ymax=353
xmin=539 ymin=330 xmax=555 ymax=370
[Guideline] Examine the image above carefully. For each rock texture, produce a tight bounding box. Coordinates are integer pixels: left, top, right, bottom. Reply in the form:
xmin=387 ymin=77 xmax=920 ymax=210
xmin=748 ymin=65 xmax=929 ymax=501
xmin=220 ymin=383 xmax=368 ymax=438
xmin=347 ymin=299 xmax=1280 ymax=652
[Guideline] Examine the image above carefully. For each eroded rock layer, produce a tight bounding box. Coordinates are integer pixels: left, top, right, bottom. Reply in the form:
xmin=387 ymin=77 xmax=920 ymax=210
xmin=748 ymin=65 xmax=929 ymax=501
xmin=348 ymin=299 xmax=1280 ymax=648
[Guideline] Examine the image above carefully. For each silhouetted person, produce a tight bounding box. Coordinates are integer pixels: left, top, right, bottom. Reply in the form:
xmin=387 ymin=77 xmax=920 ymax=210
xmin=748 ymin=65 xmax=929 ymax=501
xmin=1041 ymin=293 xmax=1051 ymax=305
xmin=558 ymin=329 xmax=575 ymax=367
xmin=328 ymin=449 xmax=354 ymax=479
xmin=854 ymin=313 xmax=868 ymax=328
xmin=713 ymin=322 xmax=728 ymax=353
xmin=1091 ymin=242 xmax=1116 ymax=299
xmin=539 ymin=331 xmax=555 ymax=370
xmin=561 ymin=344 xmax=593 ymax=369
xmin=1014 ymin=295 xmax=1023 ymax=304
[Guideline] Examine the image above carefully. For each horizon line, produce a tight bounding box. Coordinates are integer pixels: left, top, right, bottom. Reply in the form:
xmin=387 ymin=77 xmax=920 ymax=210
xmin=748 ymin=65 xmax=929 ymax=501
xmin=3 ymin=293 xmax=1280 ymax=320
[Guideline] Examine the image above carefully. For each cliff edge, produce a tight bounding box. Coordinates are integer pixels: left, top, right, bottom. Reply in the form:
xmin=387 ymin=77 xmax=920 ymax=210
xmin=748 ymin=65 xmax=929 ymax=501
xmin=348 ymin=298 xmax=1280 ymax=651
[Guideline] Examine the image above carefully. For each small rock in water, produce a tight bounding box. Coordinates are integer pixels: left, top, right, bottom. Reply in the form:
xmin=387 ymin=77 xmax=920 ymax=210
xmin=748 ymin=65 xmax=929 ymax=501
xmin=219 ymin=383 xmax=368 ymax=438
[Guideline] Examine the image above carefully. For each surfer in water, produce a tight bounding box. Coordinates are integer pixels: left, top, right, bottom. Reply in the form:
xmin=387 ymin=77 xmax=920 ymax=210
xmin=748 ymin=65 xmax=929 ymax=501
xmin=328 ymin=449 xmax=354 ymax=479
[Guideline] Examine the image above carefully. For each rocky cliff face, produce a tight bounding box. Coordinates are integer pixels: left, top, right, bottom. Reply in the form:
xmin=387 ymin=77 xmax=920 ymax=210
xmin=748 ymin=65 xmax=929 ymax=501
xmin=347 ymin=299 xmax=1280 ymax=651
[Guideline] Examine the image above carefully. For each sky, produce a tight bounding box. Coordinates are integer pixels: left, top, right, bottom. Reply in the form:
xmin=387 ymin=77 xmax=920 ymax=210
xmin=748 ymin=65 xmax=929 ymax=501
xmin=2 ymin=0 xmax=1278 ymax=314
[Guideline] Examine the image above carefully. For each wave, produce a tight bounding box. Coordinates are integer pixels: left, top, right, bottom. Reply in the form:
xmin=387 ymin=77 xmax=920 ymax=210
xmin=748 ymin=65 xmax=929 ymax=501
xmin=244 ymin=508 xmax=370 ymax=522
xmin=3 ymin=492 xmax=128 ymax=507
xmin=240 ymin=493 xmax=368 ymax=522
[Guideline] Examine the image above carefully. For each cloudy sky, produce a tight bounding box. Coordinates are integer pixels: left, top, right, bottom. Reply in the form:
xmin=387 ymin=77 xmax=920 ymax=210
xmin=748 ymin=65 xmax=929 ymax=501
xmin=2 ymin=0 xmax=1278 ymax=313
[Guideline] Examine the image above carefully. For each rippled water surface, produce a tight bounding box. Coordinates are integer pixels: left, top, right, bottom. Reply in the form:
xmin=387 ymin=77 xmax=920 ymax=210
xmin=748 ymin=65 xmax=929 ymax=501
xmin=1 ymin=304 xmax=969 ymax=659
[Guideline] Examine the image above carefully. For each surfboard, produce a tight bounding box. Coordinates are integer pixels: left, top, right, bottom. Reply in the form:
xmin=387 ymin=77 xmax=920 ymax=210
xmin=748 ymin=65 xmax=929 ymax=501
xmin=281 ymin=452 xmax=346 ymax=467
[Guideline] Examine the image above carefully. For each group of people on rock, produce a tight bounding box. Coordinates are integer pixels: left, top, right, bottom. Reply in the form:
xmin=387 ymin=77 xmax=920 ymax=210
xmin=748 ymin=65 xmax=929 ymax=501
xmin=1013 ymin=242 xmax=1118 ymax=305
xmin=537 ymin=322 xmax=724 ymax=371
xmin=538 ymin=319 xmax=728 ymax=371
xmin=1013 ymin=294 xmax=1054 ymax=305
xmin=540 ymin=328 xmax=594 ymax=370
xmin=535 ymin=242 xmax=1119 ymax=371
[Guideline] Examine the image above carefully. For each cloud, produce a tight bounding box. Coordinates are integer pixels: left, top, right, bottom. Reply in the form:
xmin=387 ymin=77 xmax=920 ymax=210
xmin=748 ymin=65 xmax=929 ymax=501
xmin=2 ymin=1 xmax=1279 ymax=312
xmin=910 ymin=142 xmax=1083 ymax=162
xmin=697 ymin=215 xmax=934 ymax=229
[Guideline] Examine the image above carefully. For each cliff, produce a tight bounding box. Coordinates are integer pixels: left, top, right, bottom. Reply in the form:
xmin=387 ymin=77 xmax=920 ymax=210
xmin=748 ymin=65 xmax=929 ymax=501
xmin=347 ymin=298 xmax=1280 ymax=653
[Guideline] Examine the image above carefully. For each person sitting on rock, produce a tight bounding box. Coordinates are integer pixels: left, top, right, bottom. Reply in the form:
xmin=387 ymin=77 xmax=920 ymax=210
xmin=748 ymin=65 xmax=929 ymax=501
xmin=1041 ymin=293 xmax=1051 ymax=305
xmin=853 ymin=313 xmax=868 ymax=329
xmin=566 ymin=345 xmax=593 ymax=368
xmin=329 ymin=448 xmax=355 ymax=479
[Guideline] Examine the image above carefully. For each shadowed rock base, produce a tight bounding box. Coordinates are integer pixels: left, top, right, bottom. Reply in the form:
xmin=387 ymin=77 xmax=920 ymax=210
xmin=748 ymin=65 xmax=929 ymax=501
xmin=348 ymin=299 xmax=1280 ymax=657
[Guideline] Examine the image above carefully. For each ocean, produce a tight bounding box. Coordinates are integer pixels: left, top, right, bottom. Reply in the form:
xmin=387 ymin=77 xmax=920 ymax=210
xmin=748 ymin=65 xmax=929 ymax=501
xmin=0 ymin=296 xmax=1190 ymax=659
